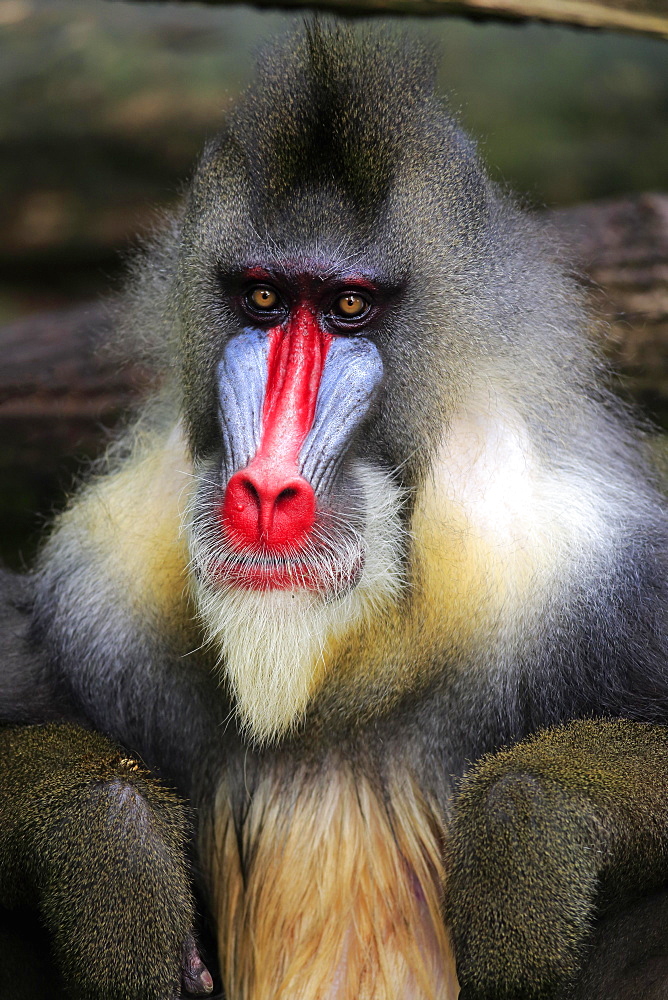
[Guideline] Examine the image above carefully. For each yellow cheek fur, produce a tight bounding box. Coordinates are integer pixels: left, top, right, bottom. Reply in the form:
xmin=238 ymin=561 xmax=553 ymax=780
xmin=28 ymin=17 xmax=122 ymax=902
xmin=64 ymin=424 xmax=195 ymax=622
xmin=410 ymin=477 xmax=541 ymax=653
xmin=317 ymin=504 xmax=507 ymax=715
xmin=60 ymin=404 xmax=572 ymax=722
xmin=320 ymin=401 xmax=604 ymax=710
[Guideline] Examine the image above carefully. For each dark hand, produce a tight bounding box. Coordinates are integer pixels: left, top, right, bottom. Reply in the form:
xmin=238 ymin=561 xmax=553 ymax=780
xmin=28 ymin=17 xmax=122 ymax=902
xmin=0 ymin=723 xmax=212 ymax=1000
xmin=446 ymin=720 xmax=668 ymax=1000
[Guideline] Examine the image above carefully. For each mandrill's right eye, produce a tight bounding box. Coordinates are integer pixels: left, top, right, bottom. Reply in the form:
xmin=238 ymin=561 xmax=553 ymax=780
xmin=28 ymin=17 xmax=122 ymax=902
xmin=250 ymin=287 xmax=277 ymax=309
xmin=243 ymin=285 xmax=285 ymax=320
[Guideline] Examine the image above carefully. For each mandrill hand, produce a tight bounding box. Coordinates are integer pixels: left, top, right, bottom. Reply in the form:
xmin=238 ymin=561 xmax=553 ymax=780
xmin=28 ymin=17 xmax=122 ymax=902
xmin=0 ymin=723 xmax=213 ymax=1000
xmin=446 ymin=720 xmax=668 ymax=1000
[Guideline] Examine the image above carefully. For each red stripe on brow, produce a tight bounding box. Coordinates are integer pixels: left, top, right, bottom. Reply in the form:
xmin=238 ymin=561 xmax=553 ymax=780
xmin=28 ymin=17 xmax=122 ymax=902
xmin=220 ymin=305 xmax=332 ymax=557
xmin=258 ymin=305 xmax=332 ymax=466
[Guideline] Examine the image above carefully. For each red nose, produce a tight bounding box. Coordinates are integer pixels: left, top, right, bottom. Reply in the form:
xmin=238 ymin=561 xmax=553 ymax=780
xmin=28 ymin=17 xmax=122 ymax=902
xmin=222 ymin=460 xmax=316 ymax=551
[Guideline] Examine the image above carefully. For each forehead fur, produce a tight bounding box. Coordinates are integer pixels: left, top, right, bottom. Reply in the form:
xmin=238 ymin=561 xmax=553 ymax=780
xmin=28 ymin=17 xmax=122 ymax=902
xmin=222 ymin=23 xmax=443 ymax=215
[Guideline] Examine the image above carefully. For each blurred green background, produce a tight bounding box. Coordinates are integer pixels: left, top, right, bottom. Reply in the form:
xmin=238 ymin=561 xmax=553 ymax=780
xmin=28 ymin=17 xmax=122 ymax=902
xmin=1 ymin=0 xmax=667 ymax=321
xmin=0 ymin=0 xmax=667 ymax=566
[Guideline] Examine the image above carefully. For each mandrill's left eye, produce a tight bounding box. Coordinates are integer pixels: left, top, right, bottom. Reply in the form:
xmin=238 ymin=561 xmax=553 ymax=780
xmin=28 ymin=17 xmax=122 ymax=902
xmin=331 ymin=292 xmax=371 ymax=321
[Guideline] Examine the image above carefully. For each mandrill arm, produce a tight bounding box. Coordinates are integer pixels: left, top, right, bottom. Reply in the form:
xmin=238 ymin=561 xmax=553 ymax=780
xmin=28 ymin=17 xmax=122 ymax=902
xmin=0 ymin=723 xmax=212 ymax=1000
xmin=447 ymin=719 xmax=668 ymax=1000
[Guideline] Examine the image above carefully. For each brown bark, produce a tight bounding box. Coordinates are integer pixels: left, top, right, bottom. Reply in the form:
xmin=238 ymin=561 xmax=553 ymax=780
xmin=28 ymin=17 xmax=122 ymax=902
xmin=1 ymin=191 xmax=667 ymax=566
xmin=0 ymin=302 xmax=135 ymax=421
xmin=125 ymin=0 xmax=668 ymax=38
xmin=1 ymin=192 xmax=668 ymax=465
xmin=0 ymin=302 xmax=149 ymax=466
xmin=549 ymin=194 xmax=668 ymax=407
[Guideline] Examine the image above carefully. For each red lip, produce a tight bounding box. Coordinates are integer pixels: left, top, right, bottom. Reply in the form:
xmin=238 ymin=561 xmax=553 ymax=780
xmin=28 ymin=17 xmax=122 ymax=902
xmin=214 ymin=554 xmax=364 ymax=593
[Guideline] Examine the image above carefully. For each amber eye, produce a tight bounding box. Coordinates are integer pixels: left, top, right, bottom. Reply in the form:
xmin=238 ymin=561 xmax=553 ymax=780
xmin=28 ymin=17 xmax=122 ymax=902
xmin=247 ymin=286 xmax=279 ymax=311
xmin=333 ymin=292 xmax=369 ymax=319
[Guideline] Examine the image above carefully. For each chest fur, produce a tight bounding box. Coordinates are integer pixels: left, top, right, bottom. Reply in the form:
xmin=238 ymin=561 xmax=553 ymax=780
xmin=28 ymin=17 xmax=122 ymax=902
xmin=205 ymin=760 xmax=459 ymax=1000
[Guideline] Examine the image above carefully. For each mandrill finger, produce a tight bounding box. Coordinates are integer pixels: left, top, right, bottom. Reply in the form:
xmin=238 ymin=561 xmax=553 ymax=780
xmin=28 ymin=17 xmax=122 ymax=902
xmin=181 ymin=934 xmax=214 ymax=995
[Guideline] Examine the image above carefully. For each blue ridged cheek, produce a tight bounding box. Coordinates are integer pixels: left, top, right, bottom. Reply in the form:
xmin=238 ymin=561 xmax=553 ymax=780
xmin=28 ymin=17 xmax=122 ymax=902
xmin=300 ymin=337 xmax=384 ymax=495
xmin=216 ymin=331 xmax=383 ymax=496
xmin=216 ymin=329 xmax=269 ymax=474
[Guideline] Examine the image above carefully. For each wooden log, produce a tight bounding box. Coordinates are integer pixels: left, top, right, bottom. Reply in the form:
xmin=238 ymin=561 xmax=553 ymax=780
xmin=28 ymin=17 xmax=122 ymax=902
xmin=125 ymin=0 xmax=668 ymax=39
xmin=1 ymin=191 xmax=667 ymax=564
xmin=0 ymin=301 xmax=151 ymax=565
xmin=1 ymin=192 xmax=667 ymax=465
xmin=0 ymin=302 xmax=133 ymax=421
xmin=549 ymin=193 xmax=668 ymax=408
xmin=0 ymin=301 xmax=148 ymax=464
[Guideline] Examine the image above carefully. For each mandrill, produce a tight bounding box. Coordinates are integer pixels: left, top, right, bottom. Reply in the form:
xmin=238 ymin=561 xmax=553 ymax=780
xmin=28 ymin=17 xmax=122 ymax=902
xmin=4 ymin=21 xmax=668 ymax=1000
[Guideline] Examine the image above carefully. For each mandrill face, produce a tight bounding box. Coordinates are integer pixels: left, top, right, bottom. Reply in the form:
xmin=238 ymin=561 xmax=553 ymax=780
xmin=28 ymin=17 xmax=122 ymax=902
xmin=168 ymin=26 xmax=541 ymax=747
xmin=182 ymin=222 xmax=411 ymax=743
xmin=210 ymin=266 xmax=388 ymax=595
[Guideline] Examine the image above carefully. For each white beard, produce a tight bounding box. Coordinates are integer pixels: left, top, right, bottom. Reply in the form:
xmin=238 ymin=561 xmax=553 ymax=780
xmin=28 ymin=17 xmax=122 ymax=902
xmin=189 ymin=462 xmax=405 ymax=745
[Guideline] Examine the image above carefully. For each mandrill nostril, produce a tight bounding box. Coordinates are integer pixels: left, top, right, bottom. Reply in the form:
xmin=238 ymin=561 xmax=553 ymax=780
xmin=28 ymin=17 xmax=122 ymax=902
xmin=221 ymin=466 xmax=316 ymax=552
xmin=277 ymin=487 xmax=297 ymax=504
xmin=239 ymin=478 xmax=261 ymax=509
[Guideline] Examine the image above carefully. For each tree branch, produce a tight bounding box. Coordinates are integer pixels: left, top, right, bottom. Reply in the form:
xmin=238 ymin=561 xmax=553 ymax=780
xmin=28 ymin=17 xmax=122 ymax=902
xmin=1 ymin=193 xmax=667 ymax=466
xmin=125 ymin=0 xmax=668 ymax=39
